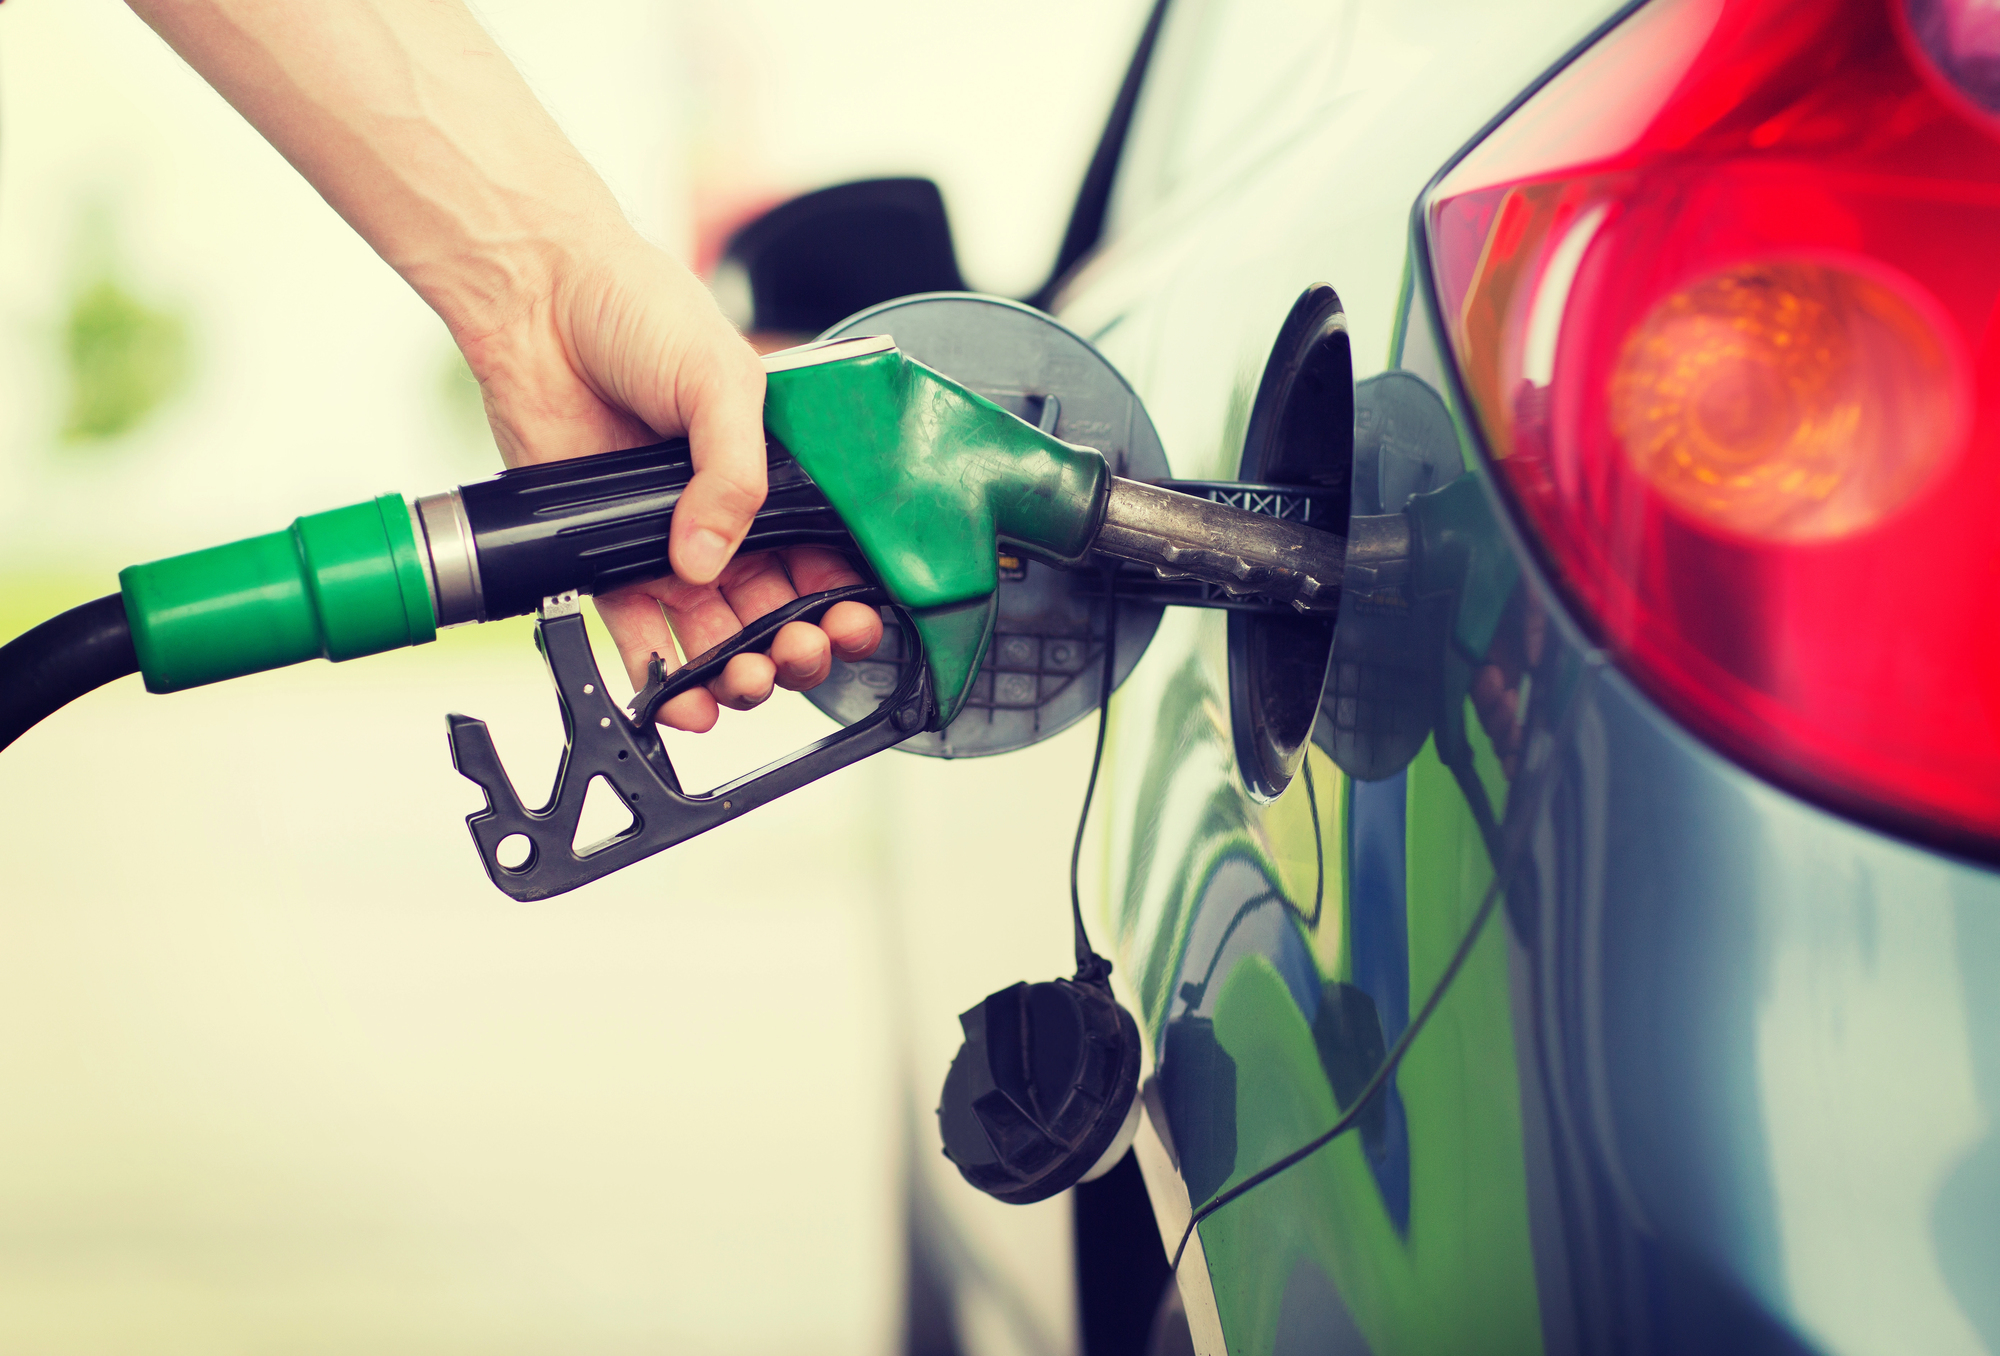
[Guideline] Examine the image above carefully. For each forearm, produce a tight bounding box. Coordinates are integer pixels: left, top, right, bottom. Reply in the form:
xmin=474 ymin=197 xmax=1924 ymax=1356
xmin=137 ymin=0 xmax=777 ymax=621
xmin=128 ymin=0 xmax=628 ymax=342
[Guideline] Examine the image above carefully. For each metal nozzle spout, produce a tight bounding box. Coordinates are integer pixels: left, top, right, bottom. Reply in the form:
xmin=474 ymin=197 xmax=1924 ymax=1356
xmin=1091 ymin=478 xmax=1348 ymax=613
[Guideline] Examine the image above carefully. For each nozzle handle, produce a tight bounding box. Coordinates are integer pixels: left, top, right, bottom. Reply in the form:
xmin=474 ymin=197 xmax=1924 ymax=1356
xmin=440 ymin=440 xmax=854 ymax=625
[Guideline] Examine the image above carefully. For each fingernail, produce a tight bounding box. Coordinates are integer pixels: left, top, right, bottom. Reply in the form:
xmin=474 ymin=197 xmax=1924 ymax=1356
xmin=681 ymin=528 xmax=729 ymax=581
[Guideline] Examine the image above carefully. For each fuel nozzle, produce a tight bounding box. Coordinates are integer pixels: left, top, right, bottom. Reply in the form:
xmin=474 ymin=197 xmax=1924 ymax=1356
xmin=113 ymin=337 xmax=888 ymax=697
xmin=11 ymin=309 xmax=1374 ymax=900
xmin=113 ymin=437 xmax=851 ymax=694
xmin=114 ymin=331 xmax=1361 ymax=706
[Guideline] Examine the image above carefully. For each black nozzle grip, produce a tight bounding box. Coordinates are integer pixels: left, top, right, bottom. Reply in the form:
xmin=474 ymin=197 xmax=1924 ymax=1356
xmin=458 ymin=440 xmax=857 ymax=620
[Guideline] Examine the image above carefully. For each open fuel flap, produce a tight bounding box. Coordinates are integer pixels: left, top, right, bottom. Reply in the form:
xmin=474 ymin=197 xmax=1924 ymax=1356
xmin=1223 ymin=285 xmax=1354 ymax=798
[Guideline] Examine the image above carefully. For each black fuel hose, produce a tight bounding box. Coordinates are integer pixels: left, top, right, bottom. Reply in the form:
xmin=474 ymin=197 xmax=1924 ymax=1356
xmin=0 ymin=594 xmax=139 ymax=752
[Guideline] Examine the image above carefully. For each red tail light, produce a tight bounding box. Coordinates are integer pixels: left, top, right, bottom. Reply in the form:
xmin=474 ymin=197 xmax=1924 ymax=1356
xmin=1426 ymin=0 xmax=2000 ymax=848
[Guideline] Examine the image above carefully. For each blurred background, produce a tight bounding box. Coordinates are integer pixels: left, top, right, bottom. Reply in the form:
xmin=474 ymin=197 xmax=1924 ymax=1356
xmin=0 ymin=0 xmax=1151 ymax=1350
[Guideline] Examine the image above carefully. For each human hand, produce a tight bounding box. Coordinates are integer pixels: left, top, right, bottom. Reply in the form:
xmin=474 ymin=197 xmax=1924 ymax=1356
xmin=456 ymin=229 xmax=883 ymax=732
xmin=124 ymin=0 xmax=880 ymax=733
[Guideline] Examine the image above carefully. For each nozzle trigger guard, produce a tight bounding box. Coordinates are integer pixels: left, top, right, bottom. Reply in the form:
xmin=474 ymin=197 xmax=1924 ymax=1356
xmin=446 ymin=585 xmax=934 ymax=901
xmin=623 ymin=582 xmax=884 ymax=728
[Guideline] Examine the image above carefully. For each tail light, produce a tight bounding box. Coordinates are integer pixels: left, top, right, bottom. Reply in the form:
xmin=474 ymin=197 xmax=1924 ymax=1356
xmin=1424 ymin=0 xmax=2000 ymax=850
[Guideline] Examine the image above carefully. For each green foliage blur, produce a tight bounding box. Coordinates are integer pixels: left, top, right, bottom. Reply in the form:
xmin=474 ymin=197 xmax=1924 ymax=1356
xmin=60 ymin=207 xmax=191 ymax=445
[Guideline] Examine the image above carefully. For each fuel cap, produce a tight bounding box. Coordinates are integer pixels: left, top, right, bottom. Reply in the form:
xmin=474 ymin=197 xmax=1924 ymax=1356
xmin=937 ymin=977 xmax=1143 ymax=1205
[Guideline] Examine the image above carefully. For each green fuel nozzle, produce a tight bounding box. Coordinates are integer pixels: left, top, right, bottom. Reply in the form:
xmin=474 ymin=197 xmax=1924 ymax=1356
xmin=114 ymin=335 xmax=1122 ymax=719
xmin=90 ymin=326 xmax=1350 ymax=900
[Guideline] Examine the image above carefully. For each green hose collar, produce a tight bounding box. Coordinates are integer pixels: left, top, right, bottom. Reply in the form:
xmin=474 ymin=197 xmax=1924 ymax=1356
xmin=121 ymin=494 xmax=438 ymax=693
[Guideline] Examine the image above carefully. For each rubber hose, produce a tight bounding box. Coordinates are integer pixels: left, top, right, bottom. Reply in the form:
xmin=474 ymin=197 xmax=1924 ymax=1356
xmin=0 ymin=594 xmax=139 ymax=752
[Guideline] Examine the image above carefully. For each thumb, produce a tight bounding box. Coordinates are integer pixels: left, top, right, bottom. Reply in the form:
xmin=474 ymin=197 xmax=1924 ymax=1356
xmin=670 ymin=337 xmax=768 ymax=585
xmin=554 ymin=238 xmax=770 ymax=586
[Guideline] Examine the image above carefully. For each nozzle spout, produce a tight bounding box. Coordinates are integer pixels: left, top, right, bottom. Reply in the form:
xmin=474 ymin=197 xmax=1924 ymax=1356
xmin=1091 ymin=478 xmax=1347 ymax=613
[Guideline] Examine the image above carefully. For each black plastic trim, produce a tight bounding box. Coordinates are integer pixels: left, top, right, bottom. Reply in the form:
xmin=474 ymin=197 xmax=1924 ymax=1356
xmin=727 ymin=178 xmax=966 ymax=335
xmin=1030 ymin=0 xmax=1177 ymax=310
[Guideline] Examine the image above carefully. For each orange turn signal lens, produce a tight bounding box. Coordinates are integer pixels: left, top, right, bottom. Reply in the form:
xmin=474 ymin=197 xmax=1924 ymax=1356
xmin=1608 ymin=260 xmax=1961 ymax=542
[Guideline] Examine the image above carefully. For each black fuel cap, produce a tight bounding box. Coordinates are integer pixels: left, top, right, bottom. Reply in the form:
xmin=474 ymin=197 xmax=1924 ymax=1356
xmin=937 ymin=977 xmax=1142 ymax=1205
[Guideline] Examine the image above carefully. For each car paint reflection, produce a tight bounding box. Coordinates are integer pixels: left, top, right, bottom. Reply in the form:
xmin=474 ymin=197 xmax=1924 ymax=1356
xmin=1107 ymin=245 xmax=1665 ymax=1340
xmin=1115 ymin=295 xmax=2000 ymax=1356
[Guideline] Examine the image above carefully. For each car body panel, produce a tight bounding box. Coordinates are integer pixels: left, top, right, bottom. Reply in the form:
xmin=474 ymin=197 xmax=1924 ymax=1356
xmin=1516 ymin=612 xmax=2000 ymax=1356
xmin=1051 ymin=3 xmax=1617 ymax=1349
xmin=1043 ymin=0 xmax=2000 ymax=1352
xmin=1088 ymin=292 xmax=2000 ymax=1355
